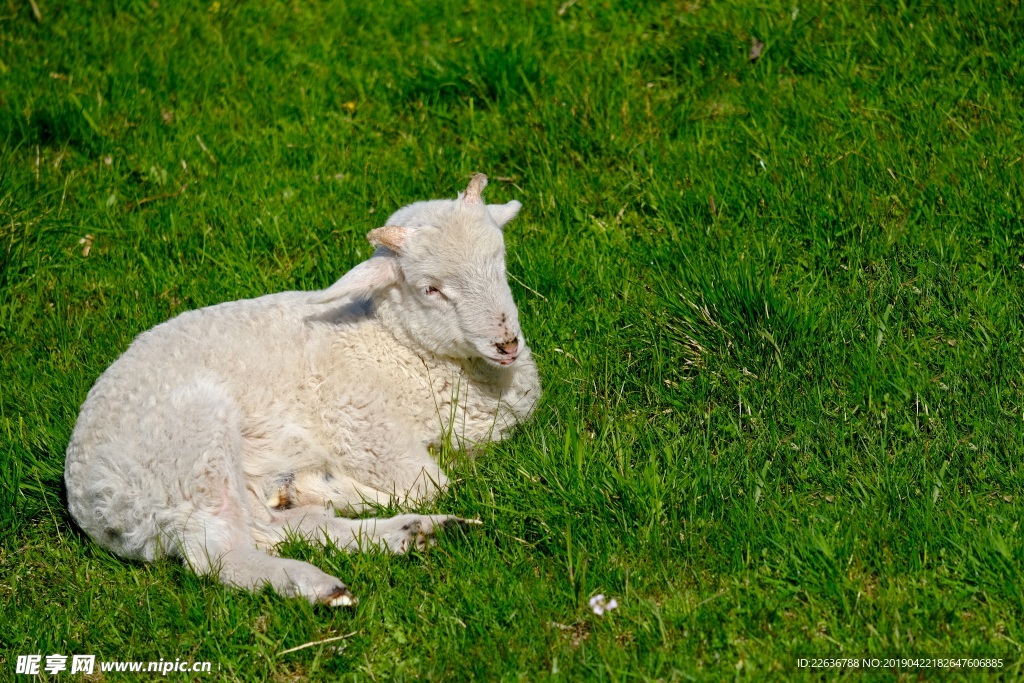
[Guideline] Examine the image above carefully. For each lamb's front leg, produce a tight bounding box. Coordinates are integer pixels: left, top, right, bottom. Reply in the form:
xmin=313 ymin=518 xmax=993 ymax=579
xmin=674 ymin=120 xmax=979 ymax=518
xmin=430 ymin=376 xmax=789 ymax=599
xmin=267 ymin=471 xmax=398 ymax=514
xmin=273 ymin=432 xmax=450 ymax=515
xmin=267 ymin=506 xmax=478 ymax=554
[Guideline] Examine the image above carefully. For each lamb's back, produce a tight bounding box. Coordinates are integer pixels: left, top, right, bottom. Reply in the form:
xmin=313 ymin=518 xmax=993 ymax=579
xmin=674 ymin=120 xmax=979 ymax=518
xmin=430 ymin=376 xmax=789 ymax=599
xmin=67 ymin=292 xmax=316 ymax=454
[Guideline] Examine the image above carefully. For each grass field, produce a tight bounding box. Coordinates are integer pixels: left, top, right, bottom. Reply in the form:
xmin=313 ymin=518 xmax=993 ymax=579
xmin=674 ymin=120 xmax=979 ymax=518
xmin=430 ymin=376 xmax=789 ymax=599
xmin=2 ymin=0 xmax=1024 ymax=680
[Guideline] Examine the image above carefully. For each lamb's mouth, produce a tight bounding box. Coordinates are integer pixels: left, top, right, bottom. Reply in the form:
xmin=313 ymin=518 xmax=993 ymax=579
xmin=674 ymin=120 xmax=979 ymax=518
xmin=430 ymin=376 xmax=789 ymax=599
xmin=487 ymin=354 xmax=519 ymax=366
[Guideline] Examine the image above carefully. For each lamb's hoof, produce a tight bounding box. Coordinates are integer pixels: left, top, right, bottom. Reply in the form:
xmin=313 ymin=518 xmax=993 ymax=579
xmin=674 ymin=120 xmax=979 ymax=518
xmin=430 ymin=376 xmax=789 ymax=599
xmin=391 ymin=515 xmax=482 ymax=553
xmin=321 ymin=585 xmax=358 ymax=608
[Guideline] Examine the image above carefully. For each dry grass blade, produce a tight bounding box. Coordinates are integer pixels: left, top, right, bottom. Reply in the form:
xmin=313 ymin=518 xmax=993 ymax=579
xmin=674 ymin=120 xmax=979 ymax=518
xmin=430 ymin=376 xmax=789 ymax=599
xmin=130 ymin=183 xmax=189 ymax=212
xmin=508 ymin=272 xmax=548 ymax=301
xmin=278 ymin=631 xmax=357 ymax=656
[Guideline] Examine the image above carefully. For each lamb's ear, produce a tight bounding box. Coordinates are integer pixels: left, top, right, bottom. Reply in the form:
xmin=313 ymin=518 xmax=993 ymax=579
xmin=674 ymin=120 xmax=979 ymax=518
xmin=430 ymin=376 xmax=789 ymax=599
xmin=488 ymin=200 xmax=522 ymax=229
xmin=367 ymin=225 xmax=414 ymax=253
xmin=310 ymin=252 xmax=400 ymax=304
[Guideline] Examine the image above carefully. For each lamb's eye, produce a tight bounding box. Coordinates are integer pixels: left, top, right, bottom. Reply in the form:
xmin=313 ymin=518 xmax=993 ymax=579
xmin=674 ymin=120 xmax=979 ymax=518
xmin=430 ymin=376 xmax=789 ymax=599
xmin=425 ymin=286 xmax=441 ymax=296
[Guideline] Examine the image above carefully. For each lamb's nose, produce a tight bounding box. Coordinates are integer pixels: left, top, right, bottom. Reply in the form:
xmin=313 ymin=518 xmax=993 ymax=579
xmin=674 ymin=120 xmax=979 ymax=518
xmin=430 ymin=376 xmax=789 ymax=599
xmin=495 ymin=338 xmax=519 ymax=356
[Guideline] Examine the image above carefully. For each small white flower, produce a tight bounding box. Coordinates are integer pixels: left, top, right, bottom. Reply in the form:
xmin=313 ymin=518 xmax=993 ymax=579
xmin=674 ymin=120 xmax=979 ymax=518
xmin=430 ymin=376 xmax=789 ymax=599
xmin=589 ymin=594 xmax=619 ymax=616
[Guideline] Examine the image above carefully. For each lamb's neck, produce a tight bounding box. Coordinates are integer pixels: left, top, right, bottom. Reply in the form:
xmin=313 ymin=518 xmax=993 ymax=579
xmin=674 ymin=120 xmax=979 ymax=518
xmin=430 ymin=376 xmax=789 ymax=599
xmin=373 ymin=298 xmax=439 ymax=362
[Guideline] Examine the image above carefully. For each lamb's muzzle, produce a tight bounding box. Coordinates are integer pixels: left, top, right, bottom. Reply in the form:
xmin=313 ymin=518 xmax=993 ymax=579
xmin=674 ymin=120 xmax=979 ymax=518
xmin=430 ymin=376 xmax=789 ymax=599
xmin=496 ymin=337 xmax=519 ymax=356
xmin=493 ymin=337 xmax=520 ymax=365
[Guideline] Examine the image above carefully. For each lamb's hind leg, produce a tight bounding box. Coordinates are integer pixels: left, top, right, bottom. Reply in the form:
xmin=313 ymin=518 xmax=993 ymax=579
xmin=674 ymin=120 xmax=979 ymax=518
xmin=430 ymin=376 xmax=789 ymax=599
xmin=162 ymin=382 xmax=355 ymax=606
xmin=178 ymin=491 xmax=357 ymax=607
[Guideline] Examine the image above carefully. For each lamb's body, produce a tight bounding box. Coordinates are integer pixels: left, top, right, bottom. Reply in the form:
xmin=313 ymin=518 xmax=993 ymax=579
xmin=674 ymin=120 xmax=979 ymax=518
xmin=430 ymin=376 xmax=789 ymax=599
xmin=65 ymin=175 xmax=539 ymax=605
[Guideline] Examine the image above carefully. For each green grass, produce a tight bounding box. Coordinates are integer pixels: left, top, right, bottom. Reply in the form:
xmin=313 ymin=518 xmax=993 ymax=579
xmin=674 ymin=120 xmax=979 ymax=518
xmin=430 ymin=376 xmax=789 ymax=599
xmin=2 ymin=0 xmax=1024 ymax=680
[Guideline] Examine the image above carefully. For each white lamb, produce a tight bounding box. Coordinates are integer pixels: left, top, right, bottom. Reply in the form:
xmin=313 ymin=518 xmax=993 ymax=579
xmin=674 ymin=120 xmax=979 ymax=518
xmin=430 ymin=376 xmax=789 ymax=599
xmin=64 ymin=174 xmax=540 ymax=606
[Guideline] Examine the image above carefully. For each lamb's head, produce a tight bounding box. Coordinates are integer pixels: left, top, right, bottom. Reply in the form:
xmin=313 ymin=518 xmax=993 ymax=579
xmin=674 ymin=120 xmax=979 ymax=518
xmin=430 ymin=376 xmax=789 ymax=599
xmin=314 ymin=174 xmax=526 ymax=366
